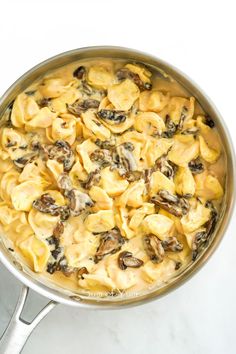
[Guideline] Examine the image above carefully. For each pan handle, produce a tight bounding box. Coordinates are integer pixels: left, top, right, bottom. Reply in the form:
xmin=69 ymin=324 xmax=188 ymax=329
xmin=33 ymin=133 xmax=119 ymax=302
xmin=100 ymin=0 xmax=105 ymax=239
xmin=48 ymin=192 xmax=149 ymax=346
xmin=0 ymin=285 xmax=57 ymax=354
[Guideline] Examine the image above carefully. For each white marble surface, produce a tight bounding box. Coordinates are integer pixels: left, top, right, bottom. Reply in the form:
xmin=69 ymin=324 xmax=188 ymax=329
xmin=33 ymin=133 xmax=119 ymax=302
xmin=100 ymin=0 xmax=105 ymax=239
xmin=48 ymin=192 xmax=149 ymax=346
xmin=0 ymin=1 xmax=236 ymax=353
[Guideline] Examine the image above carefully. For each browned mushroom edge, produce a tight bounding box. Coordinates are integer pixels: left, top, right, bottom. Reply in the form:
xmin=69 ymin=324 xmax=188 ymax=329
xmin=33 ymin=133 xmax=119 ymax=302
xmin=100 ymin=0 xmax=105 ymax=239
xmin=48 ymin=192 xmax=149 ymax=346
xmin=97 ymin=109 xmax=127 ymax=124
xmin=192 ymin=204 xmax=217 ymax=261
xmin=42 ymin=140 xmax=75 ymax=171
xmin=116 ymin=67 xmax=152 ymax=91
xmin=77 ymin=267 xmax=89 ymax=279
xmin=94 ymin=228 xmax=126 ymax=263
xmin=151 ymin=190 xmax=189 ymax=217
xmin=143 ymin=234 xmax=165 ymax=264
xmin=67 ymin=99 xmax=100 ymax=115
xmin=118 ymin=251 xmax=144 ymax=270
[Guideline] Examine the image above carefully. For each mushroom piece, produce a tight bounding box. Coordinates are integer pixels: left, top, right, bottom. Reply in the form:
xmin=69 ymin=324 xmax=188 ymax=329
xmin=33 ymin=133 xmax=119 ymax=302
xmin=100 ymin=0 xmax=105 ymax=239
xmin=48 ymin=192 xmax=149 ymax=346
xmin=58 ymin=206 xmax=71 ymax=221
xmin=53 ymin=221 xmax=64 ymax=238
xmin=205 ymin=116 xmax=215 ymax=128
xmin=32 ymin=193 xmax=70 ymax=221
xmin=81 ymin=80 xmax=100 ymax=96
xmin=113 ymin=142 xmax=137 ymax=176
xmin=67 ymin=99 xmax=100 ymax=115
xmin=77 ymin=267 xmax=89 ymax=279
xmin=42 ymin=140 xmax=75 ymax=171
xmin=116 ymin=68 xmax=152 ymax=91
xmin=73 ymin=66 xmax=86 ymax=79
xmin=142 ymin=168 xmax=153 ymax=184
xmin=181 ymin=127 xmax=199 ymax=136
xmin=13 ymin=152 xmax=38 ymax=169
xmin=81 ymin=169 xmax=101 ymax=189
xmin=32 ymin=193 xmax=59 ymax=215
xmin=188 ymin=158 xmax=204 ymax=174
xmin=155 ymin=157 xmax=176 ymax=179
xmin=46 ymin=235 xmax=60 ymax=249
xmin=143 ymin=234 xmax=165 ymax=264
xmin=90 ymin=149 xmax=113 ymax=167
xmin=47 ymin=256 xmax=75 ymax=277
xmin=67 ymin=189 xmax=94 ymax=216
xmin=192 ymin=204 xmax=217 ymax=261
xmin=151 ymin=190 xmax=190 ymax=217
xmin=46 ymin=262 xmax=58 ymax=274
xmin=97 ymin=109 xmax=127 ymax=124
xmin=37 ymin=97 xmax=51 ymax=108
xmin=178 ymin=106 xmax=189 ymax=130
xmin=161 ymin=237 xmax=183 ymax=252
xmin=118 ymin=251 xmax=144 ymax=270
xmin=205 ymin=202 xmax=217 ymax=236
xmin=125 ymin=170 xmax=143 ymax=182
xmin=95 ymin=138 xmax=116 ymax=150
xmin=94 ymin=228 xmax=125 ymax=263
xmin=57 ymin=173 xmax=73 ymax=196
xmin=162 ymin=115 xmax=177 ymax=138
xmin=191 ymin=231 xmax=208 ymax=261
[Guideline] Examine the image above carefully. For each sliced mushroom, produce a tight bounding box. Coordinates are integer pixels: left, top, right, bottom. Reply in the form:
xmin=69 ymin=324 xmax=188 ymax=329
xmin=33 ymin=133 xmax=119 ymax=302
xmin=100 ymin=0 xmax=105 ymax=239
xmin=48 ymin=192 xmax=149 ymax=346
xmin=142 ymin=168 xmax=153 ymax=184
xmin=161 ymin=237 xmax=183 ymax=252
xmin=113 ymin=143 xmax=137 ymax=176
xmin=205 ymin=202 xmax=217 ymax=237
xmin=155 ymin=157 xmax=176 ymax=179
xmin=13 ymin=152 xmax=38 ymax=169
xmin=191 ymin=231 xmax=208 ymax=261
xmin=95 ymin=138 xmax=116 ymax=150
xmin=58 ymin=206 xmax=71 ymax=221
xmin=53 ymin=221 xmax=64 ymax=238
xmin=116 ymin=68 xmax=152 ymax=90
xmin=192 ymin=205 xmax=217 ymax=261
xmin=81 ymin=169 xmax=101 ymax=189
xmin=51 ymin=246 xmax=63 ymax=261
xmin=118 ymin=251 xmax=144 ymax=270
xmin=205 ymin=211 xmax=217 ymax=238
xmin=94 ymin=228 xmax=125 ymax=263
xmin=67 ymin=99 xmax=100 ymax=115
xmin=143 ymin=234 xmax=165 ymax=263
xmin=81 ymin=81 xmax=96 ymax=96
xmin=188 ymin=158 xmax=204 ymax=174
xmin=97 ymin=109 xmax=127 ymax=124
xmin=46 ymin=262 xmax=58 ymax=274
xmin=178 ymin=106 xmax=188 ymax=130
xmin=57 ymin=256 xmax=75 ymax=277
xmin=42 ymin=140 xmax=75 ymax=171
xmin=181 ymin=127 xmax=199 ymax=136
xmin=57 ymin=173 xmax=73 ymax=196
xmin=90 ymin=149 xmax=113 ymax=167
xmin=77 ymin=267 xmax=89 ymax=279
xmin=67 ymin=189 xmax=93 ymax=216
xmin=46 ymin=235 xmax=60 ymax=249
xmin=125 ymin=170 xmax=143 ymax=182
xmin=37 ymin=97 xmax=51 ymax=108
xmin=46 ymin=240 xmax=66 ymax=275
xmin=33 ymin=193 xmax=59 ymax=215
xmin=205 ymin=116 xmax=215 ymax=128
xmin=151 ymin=190 xmax=189 ymax=217
xmin=162 ymin=115 xmax=177 ymax=138
xmin=73 ymin=66 xmax=86 ymax=79
xmin=175 ymin=261 xmax=182 ymax=270
xmin=32 ymin=193 xmax=70 ymax=220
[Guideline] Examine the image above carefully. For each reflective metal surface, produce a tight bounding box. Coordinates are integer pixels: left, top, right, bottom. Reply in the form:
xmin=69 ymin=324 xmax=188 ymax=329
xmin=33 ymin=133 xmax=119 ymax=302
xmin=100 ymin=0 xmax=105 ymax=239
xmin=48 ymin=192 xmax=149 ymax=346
xmin=0 ymin=286 xmax=56 ymax=354
xmin=0 ymin=46 xmax=235 ymax=309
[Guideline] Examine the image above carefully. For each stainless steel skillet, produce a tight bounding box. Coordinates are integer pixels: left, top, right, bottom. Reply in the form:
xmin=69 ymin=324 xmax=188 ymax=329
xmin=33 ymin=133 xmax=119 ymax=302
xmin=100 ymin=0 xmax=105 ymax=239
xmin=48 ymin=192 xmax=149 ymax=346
xmin=0 ymin=46 xmax=235 ymax=354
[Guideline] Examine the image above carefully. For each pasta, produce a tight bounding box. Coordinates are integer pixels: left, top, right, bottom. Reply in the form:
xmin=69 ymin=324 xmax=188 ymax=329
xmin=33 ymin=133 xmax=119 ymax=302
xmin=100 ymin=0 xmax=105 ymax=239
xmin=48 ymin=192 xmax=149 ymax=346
xmin=0 ymin=58 xmax=226 ymax=295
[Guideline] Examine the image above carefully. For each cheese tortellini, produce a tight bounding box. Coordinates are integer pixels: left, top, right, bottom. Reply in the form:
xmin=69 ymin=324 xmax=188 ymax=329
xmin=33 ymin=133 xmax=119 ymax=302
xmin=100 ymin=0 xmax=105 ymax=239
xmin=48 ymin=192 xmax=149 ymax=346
xmin=0 ymin=58 xmax=226 ymax=296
